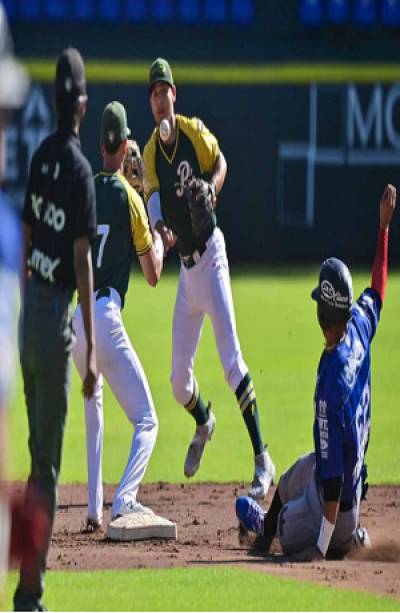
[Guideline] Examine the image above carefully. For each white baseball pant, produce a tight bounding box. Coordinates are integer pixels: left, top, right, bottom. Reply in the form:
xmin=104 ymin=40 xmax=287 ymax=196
xmin=171 ymin=227 xmax=248 ymax=405
xmin=278 ymin=452 xmax=361 ymax=556
xmin=73 ymin=287 xmax=158 ymax=522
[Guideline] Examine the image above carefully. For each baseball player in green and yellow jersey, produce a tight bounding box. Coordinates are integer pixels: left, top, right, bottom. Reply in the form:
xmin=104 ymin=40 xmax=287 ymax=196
xmin=73 ymin=102 xmax=164 ymax=531
xmin=143 ymin=58 xmax=275 ymax=499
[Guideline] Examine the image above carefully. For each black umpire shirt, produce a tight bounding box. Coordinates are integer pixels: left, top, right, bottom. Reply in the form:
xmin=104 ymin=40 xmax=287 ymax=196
xmin=23 ymin=124 xmax=96 ymax=288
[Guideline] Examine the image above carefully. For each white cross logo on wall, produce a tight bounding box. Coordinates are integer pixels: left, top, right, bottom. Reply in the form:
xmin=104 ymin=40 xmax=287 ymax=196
xmin=277 ymin=83 xmax=400 ymax=227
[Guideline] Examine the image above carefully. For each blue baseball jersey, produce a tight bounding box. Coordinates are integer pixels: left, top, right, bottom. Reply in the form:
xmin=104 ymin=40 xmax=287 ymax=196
xmin=0 ymin=190 xmax=21 ymax=274
xmin=0 ymin=190 xmax=22 ymax=406
xmin=314 ymin=288 xmax=381 ymax=504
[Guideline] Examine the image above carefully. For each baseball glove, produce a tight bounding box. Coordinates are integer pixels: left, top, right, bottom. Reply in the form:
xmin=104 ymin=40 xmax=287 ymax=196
xmin=184 ymin=177 xmax=216 ymax=237
xmin=123 ymin=139 xmax=144 ymax=193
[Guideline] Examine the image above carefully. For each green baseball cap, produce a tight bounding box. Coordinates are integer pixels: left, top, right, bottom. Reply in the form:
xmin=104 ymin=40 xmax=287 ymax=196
xmin=149 ymin=58 xmax=174 ymax=92
xmin=101 ymin=101 xmax=131 ymax=153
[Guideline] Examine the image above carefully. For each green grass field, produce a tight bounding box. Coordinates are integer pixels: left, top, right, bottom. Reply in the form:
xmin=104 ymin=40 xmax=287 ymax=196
xmin=5 ymin=568 xmax=400 ymax=611
xmin=7 ymin=266 xmax=400 ymax=611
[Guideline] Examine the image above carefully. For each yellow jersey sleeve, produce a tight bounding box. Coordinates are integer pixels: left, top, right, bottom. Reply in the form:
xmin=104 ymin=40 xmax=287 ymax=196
xmin=118 ymin=175 xmax=153 ymax=256
xmin=178 ymin=115 xmax=220 ymax=174
xmin=143 ymin=129 xmax=160 ymax=204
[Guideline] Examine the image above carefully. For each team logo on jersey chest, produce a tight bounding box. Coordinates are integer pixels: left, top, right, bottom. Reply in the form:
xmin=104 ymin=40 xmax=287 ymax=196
xmin=176 ymin=160 xmax=192 ymax=197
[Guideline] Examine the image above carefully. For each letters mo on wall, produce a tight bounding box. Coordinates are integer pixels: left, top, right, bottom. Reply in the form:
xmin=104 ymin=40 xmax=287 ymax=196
xmin=277 ymin=83 xmax=400 ymax=228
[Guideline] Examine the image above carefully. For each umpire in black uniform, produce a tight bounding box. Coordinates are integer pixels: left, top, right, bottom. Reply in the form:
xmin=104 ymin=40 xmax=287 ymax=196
xmin=14 ymin=48 xmax=97 ymax=612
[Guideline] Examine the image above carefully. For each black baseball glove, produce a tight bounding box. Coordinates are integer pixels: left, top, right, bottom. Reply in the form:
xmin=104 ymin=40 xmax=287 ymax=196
xmin=184 ymin=177 xmax=216 ymax=237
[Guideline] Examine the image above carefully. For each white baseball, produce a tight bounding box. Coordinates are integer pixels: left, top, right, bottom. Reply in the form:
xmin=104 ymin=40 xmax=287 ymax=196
xmin=159 ymin=118 xmax=171 ymax=142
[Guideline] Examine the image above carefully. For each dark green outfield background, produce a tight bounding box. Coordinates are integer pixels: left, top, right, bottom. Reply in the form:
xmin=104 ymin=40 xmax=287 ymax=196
xmin=6 ymin=1 xmax=400 ymax=263
xmin=7 ymin=75 xmax=400 ymax=263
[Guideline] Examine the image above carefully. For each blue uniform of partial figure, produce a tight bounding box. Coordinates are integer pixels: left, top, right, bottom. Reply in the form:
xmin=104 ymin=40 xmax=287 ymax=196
xmin=314 ymin=288 xmax=381 ymax=506
xmin=273 ymin=287 xmax=382 ymax=556
xmin=236 ymin=187 xmax=394 ymax=560
xmin=0 ymin=192 xmax=21 ymax=275
xmin=0 ymin=191 xmax=21 ymax=406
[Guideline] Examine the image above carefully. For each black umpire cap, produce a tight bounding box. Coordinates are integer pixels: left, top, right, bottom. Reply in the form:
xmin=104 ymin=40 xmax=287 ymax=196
xmin=311 ymin=257 xmax=353 ymax=325
xmin=55 ymin=47 xmax=86 ymax=106
xmin=0 ymin=3 xmax=29 ymax=109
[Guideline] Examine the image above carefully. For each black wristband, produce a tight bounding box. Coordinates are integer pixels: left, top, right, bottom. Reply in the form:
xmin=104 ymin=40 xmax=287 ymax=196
xmin=322 ymin=476 xmax=343 ymax=502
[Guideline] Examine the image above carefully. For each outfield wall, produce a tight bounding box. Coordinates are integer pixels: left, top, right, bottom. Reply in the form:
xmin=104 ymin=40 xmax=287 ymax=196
xmin=5 ymin=67 xmax=400 ymax=263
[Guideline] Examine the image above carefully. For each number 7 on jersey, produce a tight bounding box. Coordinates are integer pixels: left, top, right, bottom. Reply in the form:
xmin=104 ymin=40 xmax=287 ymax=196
xmin=96 ymin=224 xmax=110 ymax=268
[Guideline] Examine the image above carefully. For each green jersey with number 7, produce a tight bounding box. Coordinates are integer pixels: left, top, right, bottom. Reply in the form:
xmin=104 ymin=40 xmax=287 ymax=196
xmin=92 ymin=172 xmax=152 ymax=308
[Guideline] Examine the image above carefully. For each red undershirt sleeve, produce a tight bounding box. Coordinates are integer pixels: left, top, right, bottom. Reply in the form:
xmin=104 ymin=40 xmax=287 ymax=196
xmin=371 ymin=228 xmax=388 ymax=303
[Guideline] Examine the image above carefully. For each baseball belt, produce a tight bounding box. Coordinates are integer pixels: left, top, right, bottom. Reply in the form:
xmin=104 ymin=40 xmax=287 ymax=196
xmin=78 ymin=287 xmax=111 ymax=305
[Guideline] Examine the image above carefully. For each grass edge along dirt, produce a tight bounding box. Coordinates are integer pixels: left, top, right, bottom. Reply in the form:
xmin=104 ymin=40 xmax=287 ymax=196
xmin=5 ymin=567 xmax=400 ymax=611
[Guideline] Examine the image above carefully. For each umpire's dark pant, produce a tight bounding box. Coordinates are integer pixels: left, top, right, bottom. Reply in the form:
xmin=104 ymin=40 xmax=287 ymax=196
xmin=14 ymin=275 xmax=74 ymax=612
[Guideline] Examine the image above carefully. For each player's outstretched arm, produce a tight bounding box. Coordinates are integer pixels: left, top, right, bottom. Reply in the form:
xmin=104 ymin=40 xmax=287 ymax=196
xmin=74 ymin=237 xmax=97 ymax=399
xmin=155 ymin=219 xmax=176 ymax=254
xmin=19 ymin=222 xmax=31 ymax=304
xmin=147 ymin=191 xmax=176 ymax=254
xmin=371 ymin=184 xmax=397 ymax=302
xmin=139 ymin=230 xmax=164 ymax=287
xmin=380 ymin=183 xmax=396 ymax=230
xmin=209 ymin=151 xmax=227 ymax=207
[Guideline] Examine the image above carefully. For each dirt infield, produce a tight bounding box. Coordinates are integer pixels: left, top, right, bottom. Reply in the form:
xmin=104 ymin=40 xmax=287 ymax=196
xmin=12 ymin=482 xmax=400 ymax=599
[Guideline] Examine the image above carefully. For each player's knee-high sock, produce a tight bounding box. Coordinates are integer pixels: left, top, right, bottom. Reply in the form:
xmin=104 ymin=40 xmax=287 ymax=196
xmin=184 ymin=379 xmax=209 ymax=425
xmin=235 ymin=373 xmax=264 ymax=456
